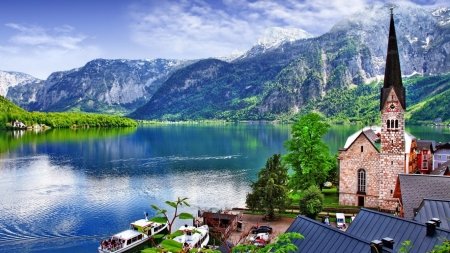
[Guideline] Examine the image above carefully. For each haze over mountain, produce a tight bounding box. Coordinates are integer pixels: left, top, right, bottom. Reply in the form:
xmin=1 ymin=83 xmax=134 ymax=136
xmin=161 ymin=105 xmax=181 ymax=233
xmin=2 ymin=4 xmax=450 ymax=123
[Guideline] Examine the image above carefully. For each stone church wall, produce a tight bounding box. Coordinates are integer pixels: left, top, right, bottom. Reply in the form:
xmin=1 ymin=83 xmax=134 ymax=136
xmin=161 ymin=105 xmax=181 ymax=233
xmin=339 ymin=134 xmax=380 ymax=208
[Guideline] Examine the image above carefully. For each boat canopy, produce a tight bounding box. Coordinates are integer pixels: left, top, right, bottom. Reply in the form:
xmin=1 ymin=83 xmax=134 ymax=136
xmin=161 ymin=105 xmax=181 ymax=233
xmin=113 ymin=229 xmax=143 ymax=240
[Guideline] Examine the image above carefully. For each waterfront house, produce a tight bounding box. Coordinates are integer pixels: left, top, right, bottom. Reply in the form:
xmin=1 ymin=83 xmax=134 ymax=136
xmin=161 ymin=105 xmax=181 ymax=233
xmin=416 ymin=140 xmax=435 ymax=174
xmin=413 ymin=198 xmax=450 ymax=230
xmin=393 ymin=174 xmax=450 ymax=219
xmin=433 ymin=142 xmax=450 ymax=169
xmin=345 ymin=208 xmax=450 ymax=253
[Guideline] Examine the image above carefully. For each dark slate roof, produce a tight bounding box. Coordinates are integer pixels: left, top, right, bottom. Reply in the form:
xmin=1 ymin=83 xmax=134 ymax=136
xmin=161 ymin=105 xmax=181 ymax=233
xmin=285 ymin=215 xmax=389 ymax=253
xmin=436 ymin=142 xmax=450 ymax=150
xmin=380 ymin=9 xmax=406 ymax=111
xmin=216 ymin=240 xmax=234 ymax=253
xmin=414 ymin=199 xmax=450 ymax=230
xmin=346 ymin=208 xmax=450 ymax=253
xmin=363 ymin=129 xmax=380 ymax=144
xmin=397 ymin=174 xmax=450 ymax=219
xmin=202 ymin=212 xmax=237 ymax=220
xmin=417 ymin=140 xmax=436 ymax=152
xmin=430 ymin=160 xmax=450 ymax=175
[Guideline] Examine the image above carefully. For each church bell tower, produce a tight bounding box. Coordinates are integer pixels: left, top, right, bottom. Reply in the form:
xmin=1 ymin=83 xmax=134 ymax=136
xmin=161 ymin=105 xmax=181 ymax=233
xmin=379 ymin=6 xmax=406 ymax=210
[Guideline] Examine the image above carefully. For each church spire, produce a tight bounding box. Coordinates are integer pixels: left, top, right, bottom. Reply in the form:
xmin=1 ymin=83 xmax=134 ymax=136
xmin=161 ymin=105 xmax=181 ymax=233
xmin=380 ymin=5 xmax=406 ymax=111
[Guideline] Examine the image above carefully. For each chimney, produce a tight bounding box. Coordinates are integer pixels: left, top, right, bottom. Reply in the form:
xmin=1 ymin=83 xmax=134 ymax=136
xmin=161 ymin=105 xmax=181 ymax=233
xmin=431 ymin=218 xmax=441 ymax=227
xmin=382 ymin=237 xmax=394 ymax=249
xmin=426 ymin=220 xmax=437 ymax=236
xmin=371 ymin=240 xmax=383 ymax=253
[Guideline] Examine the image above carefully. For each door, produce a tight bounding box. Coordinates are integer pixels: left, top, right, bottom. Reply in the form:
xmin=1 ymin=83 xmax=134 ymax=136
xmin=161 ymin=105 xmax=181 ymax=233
xmin=358 ymin=196 xmax=365 ymax=206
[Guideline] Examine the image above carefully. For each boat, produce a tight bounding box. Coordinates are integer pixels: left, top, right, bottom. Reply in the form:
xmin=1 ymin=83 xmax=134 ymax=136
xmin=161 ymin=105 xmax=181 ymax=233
xmin=99 ymin=218 xmax=168 ymax=253
xmin=171 ymin=224 xmax=209 ymax=251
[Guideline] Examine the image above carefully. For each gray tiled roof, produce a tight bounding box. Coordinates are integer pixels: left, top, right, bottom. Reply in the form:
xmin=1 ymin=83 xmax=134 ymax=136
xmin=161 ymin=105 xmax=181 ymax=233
xmin=397 ymin=174 xmax=450 ymax=219
xmin=285 ymin=215 xmax=386 ymax=253
xmin=346 ymin=208 xmax=450 ymax=253
xmin=430 ymin=160 xmax=450 ymax=175
xmin=417 ymin=140 xmax=435 ymax=152
xmin=414 ymin=198 xmax=450 ymax=230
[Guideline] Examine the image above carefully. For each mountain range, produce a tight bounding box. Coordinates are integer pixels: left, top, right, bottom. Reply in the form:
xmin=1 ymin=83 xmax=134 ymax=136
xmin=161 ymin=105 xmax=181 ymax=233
xmin=1 ymin=4 xmax=450 ymax=123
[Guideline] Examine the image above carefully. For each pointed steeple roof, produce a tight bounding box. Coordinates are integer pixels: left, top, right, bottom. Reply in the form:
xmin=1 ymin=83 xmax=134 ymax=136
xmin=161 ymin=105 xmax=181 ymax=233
xmin=380 ymin=6 xmax=406 ymax=111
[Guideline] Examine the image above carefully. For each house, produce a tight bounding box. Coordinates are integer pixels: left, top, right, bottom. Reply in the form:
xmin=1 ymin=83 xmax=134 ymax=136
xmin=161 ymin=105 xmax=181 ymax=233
xmin=433 ymin=142 xmax=450 ymax=169
xmin=338 ymin=7 xmax=417 ymax=212
xmin=12 ymin=120 xmax=26 ymax=128
xmin=285 ymin=215 xmax=383 ymax=253
xmin=430 ymin=160 xmax=450 ymax=176
xmin=346 ymin=208 xmax=450 ymax=253
xmin=416 ymin=140 xmax=435 ymax=174
xmin=393 ymin=174 xmax=450 ymax=219
xmin=413 ymin=198 xmax=450 ymax=230
xmin=199 ymin=209 xmax=242 ymax=240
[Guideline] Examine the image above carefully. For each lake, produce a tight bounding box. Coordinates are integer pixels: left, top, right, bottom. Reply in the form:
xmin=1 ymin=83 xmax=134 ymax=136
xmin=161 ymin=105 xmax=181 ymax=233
xmin=0 ymin=123 xmax=449 ymax=252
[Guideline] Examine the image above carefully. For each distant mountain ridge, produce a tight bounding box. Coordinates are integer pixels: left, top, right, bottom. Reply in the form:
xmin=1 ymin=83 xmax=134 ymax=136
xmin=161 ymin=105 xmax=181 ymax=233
xmin=6 ymin=59 xmax=195 ymax=114
xmin=2 ymin=4 xmax=450 ymax=123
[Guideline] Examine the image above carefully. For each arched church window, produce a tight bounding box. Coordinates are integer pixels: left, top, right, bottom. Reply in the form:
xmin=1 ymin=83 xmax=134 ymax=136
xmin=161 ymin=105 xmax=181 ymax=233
xmin=387 ymin=120 xmax=391 ymax=128
xmin=357 ymin=169 xmax=366 ymax=194
xmin=395 ymin=120 xmax=398 ymax=128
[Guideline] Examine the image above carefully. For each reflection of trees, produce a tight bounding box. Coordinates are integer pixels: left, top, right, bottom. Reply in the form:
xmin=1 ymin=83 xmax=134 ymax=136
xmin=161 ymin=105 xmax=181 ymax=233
xmin=0 ymin=127 xmax=136 ymax=155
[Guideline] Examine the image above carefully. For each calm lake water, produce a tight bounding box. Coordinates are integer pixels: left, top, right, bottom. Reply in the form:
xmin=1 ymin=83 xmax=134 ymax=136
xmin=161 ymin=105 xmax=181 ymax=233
xmin=0 ymin=123 xmax=449 ymax=252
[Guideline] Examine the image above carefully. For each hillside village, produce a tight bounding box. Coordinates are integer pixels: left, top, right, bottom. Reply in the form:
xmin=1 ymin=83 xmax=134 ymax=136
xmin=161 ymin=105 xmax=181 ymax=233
xmin=203 ymin=7 xmax=450 ymax=253
xmin=1 ymin=5 xmax=450 ymax=253
xmin=280 ymin=7 xmax=450 ymax=253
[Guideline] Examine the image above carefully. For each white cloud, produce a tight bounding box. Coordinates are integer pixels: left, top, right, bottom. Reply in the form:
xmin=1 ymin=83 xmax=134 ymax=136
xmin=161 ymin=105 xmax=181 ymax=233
xmin=6 ymin=23 xmax=86 ymax=50
xmin=128 ymin=0 xmax=385 ymax=60
xmin=0 ymin=23 xmax=101 ymax=79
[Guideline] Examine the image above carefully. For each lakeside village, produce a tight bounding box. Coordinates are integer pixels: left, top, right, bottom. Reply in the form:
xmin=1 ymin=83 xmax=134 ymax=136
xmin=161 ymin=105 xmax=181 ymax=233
xmin=96 ymin=8 xmax=450 ymax=253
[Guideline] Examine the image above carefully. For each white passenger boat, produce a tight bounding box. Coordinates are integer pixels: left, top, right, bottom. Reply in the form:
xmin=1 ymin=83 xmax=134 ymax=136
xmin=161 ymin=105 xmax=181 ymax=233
xmin=98 ymin=218 xmax=168 ymax=253
xmin=171 ymin=224 xmax=209 ymax=251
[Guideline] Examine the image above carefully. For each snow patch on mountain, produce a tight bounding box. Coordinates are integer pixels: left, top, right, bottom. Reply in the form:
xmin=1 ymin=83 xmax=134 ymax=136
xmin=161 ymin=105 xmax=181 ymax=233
xmin=255 ymin=27 xmax=314 ymax=49
xmin=0 ymin=71 xmax=41 ymax=96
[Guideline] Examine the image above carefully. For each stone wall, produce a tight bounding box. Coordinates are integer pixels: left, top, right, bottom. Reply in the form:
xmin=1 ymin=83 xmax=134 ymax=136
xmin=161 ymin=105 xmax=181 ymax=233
xmin=339 ymin=133 xmax=380 ymax=208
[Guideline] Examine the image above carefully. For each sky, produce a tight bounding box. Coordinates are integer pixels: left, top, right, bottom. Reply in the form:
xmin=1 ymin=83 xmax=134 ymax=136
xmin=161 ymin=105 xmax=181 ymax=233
xmin=0 ymin=0 xmax=447 ymax=79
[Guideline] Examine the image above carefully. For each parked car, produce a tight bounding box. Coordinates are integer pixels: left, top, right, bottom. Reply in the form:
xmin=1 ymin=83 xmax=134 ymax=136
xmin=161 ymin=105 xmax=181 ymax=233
xmin=251 ymin=225 xmax=272 ymax=234
xmin=336 ymin=213 xmax=346 ymax=229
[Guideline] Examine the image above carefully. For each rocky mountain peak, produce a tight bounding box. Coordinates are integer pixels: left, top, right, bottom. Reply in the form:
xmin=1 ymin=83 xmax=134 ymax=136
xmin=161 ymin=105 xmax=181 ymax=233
xmin=0 ymin=71 xmax=42 ymax=97
xmin=255 ymin=27 xmax=314 ymax=49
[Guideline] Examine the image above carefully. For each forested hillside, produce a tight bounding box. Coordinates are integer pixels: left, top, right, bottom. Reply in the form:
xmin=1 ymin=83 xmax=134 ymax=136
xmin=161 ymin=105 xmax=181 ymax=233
xmin=301 ymin=73 xmax=450 ymax=125
xmin=0 ymin=96 xmax=137 ymax=128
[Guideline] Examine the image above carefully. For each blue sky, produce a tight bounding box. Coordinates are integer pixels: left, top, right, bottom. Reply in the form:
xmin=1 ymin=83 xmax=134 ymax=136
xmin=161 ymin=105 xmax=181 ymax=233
xmin=0 ymin=0 xmax=446 ymax=79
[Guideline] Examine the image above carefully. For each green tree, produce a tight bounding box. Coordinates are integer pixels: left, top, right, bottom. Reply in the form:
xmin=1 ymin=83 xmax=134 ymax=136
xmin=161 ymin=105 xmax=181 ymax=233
xmin=232 ymin=232 xmax=304 ymax=253
xmin=245 ymin=154 xmax=290 ymax=220
xmin=149 ymin=197 xmax=194 ymax=235
xmin=429 ymin=239 xmax=450 ymax=252
xmin=283 ymin=113 xmax=336 ymax=191
xmin=298 ymin=185 xmax=324 ymax=219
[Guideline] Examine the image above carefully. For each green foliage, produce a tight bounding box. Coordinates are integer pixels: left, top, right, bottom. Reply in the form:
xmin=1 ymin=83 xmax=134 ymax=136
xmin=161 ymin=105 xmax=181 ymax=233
xmin=246 ymin=154 xmax=290 ymax=219
xmin=232 ymin=232 xmax=304 ymax=253
xmin=429 ymin=239 xmax=450 ymax=253
xmin=0 ymin=96 xmax=137 ymax=128
xmin=150 ymin=197 xmax=193 ymax=235
xmin=298 ymin=185 xmax=324 ymax=219
xmin=398 ymin=240 xmax=413 ymax=253
xmin=283 ymin=113 xmax=337 ymax=191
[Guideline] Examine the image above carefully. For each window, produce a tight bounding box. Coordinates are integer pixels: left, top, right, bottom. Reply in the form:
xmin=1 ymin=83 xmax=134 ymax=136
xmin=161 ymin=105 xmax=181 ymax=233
xmin=357 ymin=169 xmax=366 ymax=193
xmin=361 ymin=146 xmax=364 ymax=152
xmin=387 ymin=120 xmax=390 ymax=128
xmin=423 ymin=162 xmax=428 ymax=170
xmin=438 ymin=155 xmax=442 ymax=159
xmin=447 ymin=156 xmax=450 ymax=160
xmin=395 ymin=120 xmax=398 ymax=128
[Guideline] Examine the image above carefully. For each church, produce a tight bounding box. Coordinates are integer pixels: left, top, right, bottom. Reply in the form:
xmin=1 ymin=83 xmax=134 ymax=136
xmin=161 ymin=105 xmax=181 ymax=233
xmin=338 ymin=7 xmax=418 ymax=212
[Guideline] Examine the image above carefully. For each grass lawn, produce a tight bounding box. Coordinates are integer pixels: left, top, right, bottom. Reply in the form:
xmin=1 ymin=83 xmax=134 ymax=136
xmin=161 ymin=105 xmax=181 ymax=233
xmin=290 ymin=187 xmax=343 ymax=208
